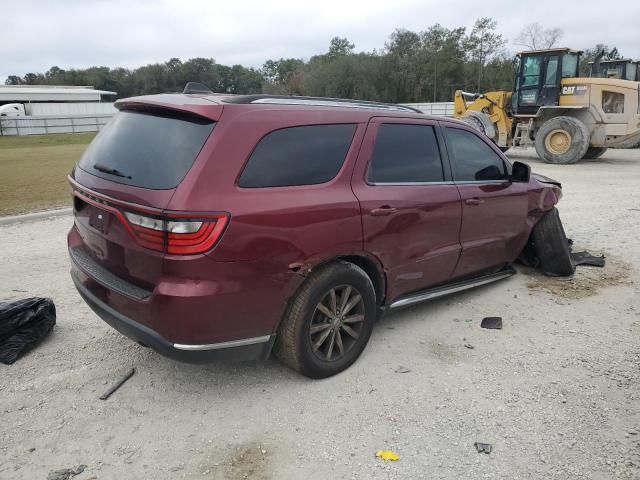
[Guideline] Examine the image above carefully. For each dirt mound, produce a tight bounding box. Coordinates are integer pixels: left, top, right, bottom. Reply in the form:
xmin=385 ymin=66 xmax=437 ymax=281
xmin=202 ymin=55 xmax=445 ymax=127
xmin=524 ymin=251 xmax=633 ymax=299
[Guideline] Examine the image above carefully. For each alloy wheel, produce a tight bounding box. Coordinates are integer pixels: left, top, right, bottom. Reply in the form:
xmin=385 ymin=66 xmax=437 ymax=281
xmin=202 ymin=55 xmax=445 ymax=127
xmin=309 ymin=285 xmax=365 ymax=362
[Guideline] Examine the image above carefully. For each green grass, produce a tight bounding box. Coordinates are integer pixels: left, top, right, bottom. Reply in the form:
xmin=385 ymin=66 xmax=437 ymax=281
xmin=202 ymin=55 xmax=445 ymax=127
xmin=0 ymin=133 xmax=96 ymax=216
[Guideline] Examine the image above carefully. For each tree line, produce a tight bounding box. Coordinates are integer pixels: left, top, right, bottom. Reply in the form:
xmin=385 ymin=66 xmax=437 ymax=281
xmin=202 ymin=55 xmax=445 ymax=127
xmin=4 ymin=18 xmax=625 ymax=103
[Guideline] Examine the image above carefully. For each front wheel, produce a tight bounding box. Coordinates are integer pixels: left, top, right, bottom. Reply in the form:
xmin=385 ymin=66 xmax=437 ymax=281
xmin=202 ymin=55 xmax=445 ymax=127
xmin=534 ymin=116 xmax=590 ymax=164
xmin=275 ymin=261 xmax=377 ymax=378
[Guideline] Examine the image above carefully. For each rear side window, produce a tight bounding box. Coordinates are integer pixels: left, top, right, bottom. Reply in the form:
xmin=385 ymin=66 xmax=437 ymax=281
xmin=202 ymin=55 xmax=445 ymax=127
xmin=238 ymin=124 xmax=356 ymax=188
xmin=78 ymin=110 xmax=214 ymax=189
xmin=446 ymin=128 xmax=506 ymax=182
xmin=367 ymin=124 xmax=444 ymax=183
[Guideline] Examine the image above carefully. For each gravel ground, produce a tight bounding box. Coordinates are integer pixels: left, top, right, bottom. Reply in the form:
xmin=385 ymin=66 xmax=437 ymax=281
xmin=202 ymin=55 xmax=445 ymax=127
xmin=1 ymin=148 xmax=639 ymax=480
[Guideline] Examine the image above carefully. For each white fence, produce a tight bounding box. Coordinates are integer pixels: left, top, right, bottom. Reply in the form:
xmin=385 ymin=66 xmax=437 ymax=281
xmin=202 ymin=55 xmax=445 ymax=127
xmin=28 ymin=102 xmax=117 ymax=116
xmin=0 ymin=114 xmax=113 ymax=136
xmin=401 ymin=102 xmax=455 ymax=116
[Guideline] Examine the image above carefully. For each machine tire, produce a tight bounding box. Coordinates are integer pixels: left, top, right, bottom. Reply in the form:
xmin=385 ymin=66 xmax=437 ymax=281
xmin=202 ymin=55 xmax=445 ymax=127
xmin=582 ymin=146 xmax=608 ymax=159
xmin=531 ymin=207 xmax=575 ymax=276
xmin=274 ymin=261 xmax=376 ymax=378
xmin=534 ymin=116 xmax=590 ymax=164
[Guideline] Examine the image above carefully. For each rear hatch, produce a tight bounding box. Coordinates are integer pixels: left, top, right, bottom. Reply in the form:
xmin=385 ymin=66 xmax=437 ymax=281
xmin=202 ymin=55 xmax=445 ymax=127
xmin=70 ymin=99 xmax=219 ymax=291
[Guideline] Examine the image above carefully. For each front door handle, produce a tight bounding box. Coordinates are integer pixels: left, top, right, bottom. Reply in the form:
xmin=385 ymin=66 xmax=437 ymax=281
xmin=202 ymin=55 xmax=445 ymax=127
xmin=371 ymin=206 xmax=397 ymax=216
xmin=465 ymin=198 xmax=485 ymax=206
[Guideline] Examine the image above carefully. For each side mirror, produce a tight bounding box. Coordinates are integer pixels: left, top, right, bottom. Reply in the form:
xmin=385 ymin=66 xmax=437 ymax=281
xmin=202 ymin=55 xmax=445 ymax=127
xmin=511 ymin=161 xmax=530 ymax=183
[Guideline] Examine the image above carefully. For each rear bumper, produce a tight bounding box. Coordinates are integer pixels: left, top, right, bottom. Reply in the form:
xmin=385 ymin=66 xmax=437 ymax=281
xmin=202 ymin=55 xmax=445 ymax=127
xmin=71 ymin=269 xmax=276 ymax=363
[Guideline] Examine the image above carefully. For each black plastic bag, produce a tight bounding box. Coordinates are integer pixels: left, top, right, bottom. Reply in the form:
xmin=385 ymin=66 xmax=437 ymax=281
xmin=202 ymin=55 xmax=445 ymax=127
xmin=0 ymin=298 xmax=56 ymax=364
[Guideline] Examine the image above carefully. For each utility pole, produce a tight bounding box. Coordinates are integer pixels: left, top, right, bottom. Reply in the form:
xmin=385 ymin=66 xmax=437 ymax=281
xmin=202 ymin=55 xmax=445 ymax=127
xmin=477 ymin=35 xmax=484 ymax=92
xmin=433 ymin=49 xmax=438 ymax=102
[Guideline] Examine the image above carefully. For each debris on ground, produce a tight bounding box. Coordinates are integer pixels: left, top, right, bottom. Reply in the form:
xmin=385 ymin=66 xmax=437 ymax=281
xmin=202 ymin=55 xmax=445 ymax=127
xmin=46 ymin=465 xmax=86 ymax=480
xmin=0 ymin=297 xmax=56 ymax=364
xmin=375 ymin=450 xmax=400 ymax=461
xmin=474 ymin=442 xmax=492 ymax=454
xmin=480 ymin=317 xmax=502 ymax=330
xmin=571 ymin=251 xmax=605 ymax=268
xmin=518 ymin=229 xmax=606 ymax=276
xmin=99 ymin=368 xmax=135 ymax=400
xmin=394 ymin=366 xmax=411 ymax=373
xmin=464 ymin=343 xmax=475 ymax=349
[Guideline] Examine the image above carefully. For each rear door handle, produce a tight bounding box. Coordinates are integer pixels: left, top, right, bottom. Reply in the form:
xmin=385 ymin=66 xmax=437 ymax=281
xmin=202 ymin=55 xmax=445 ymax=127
xmin=465 ymin=198 xmax=485 ymax=206
xmin=371 ymin=206 xmax=397 ymax=216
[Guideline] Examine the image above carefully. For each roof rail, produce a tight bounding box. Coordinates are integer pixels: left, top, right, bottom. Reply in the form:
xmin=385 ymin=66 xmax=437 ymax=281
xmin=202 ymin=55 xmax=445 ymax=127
xmin=221 ymin=95 xmax=422 ymax=113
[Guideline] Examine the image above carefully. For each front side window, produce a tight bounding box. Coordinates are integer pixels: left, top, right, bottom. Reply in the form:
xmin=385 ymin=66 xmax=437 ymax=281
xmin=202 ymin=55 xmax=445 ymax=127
xmin=238 ymin=124 xmax=356 ymax=188
xmin=367 ymin=124 xmax=444 ymax=183
xmin=446 ymin=128 xmax=507 ymax=182
xmin=522 ymin=56 xmax=542 ymax=87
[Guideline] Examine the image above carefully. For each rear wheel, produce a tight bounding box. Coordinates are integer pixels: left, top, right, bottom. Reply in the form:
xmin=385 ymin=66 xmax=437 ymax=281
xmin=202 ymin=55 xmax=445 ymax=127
xmin=531 ymin=207 xmax=575 ymax=276
xmin=534 ymin=116 xmax=590 ymax=164
xmin=582 ymin=146 xmax=608 ymax=159
xmin=275 ymin=261 xmax=376 ymax=378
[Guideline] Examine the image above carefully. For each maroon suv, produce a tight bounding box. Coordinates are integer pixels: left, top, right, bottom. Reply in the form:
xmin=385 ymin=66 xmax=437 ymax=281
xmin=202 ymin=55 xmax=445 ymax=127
xmin=68 ymin=91 xmax=563 ymax=378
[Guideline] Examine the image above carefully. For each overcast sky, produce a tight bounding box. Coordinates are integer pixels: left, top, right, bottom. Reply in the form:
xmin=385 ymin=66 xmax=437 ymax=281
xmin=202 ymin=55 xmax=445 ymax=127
xmin=2 ymin=0 xmax=639 ymax=82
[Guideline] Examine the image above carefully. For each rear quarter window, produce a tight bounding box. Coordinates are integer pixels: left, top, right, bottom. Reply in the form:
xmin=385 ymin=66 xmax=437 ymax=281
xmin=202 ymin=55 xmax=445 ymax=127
xmin=238 ymin=124 xmax=357 ymax=188
xmin=78 ymin=110 xmax=214 ymax=189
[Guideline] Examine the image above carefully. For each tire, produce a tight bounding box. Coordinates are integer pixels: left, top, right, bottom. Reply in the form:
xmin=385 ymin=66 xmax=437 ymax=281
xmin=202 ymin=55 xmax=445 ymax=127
xmin=534 ymin=116 xmax=590 ymax=164
xmin=274 ymin=261 xmax=377 ymax=378
xmin=582 ymin=146 xmax=608 ymax=159
xmin=531 ymin=207 xmax=575 ymax=276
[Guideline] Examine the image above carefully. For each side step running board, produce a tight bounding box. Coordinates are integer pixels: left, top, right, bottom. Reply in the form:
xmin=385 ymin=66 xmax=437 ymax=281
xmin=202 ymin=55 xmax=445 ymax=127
xmin=388 ymin=266 xmax=516 ymax=310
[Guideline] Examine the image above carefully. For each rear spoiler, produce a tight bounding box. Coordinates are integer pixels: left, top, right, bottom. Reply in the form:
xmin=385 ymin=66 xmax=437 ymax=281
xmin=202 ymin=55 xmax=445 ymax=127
xmin=115 ymin=94 xmax=223 ymax=121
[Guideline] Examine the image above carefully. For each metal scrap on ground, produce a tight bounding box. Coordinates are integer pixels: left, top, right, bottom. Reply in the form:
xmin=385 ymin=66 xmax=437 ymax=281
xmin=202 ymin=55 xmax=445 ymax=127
xmin=46 ymin=465 xmax=86 ymax=480
xmin=99 ymin=368 xmax=135 ymax=400
xmin=474 ymin=442 xmax=492 ymax=454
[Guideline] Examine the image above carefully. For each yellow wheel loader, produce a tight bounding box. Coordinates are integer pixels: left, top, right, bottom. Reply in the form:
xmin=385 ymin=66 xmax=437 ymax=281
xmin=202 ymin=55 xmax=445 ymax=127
xmin=454 ymin=48 xmax=640 ymax=164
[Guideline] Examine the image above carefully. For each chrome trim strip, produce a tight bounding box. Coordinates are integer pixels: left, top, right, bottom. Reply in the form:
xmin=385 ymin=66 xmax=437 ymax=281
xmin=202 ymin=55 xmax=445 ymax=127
xmin=173 ymin=335 xmax=272 ymax=351
xmin=368 ymin=181 xmax=455 ymax=186
xmin=454 ymin=180 xmax=511 ymax=185
xmin=389 ymin=269 xmax=515 ymax=309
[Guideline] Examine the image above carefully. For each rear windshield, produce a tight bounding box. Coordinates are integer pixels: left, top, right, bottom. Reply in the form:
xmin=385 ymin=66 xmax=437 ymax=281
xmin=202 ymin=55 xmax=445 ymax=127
xmin=77 ymin=110 xmax=214 ymax=189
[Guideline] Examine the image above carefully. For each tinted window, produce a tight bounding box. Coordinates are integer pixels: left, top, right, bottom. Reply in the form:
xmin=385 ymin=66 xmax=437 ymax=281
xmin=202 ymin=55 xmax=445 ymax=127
xmin=446 ymin=128 xmax=506 ymax=181
xmin=78 ymin=110 xmax=214 ymax=189
xmin=238 ymin=124 xmax=356 ymax=188
xmin=368 ymin=124 xmax=443 ymax=183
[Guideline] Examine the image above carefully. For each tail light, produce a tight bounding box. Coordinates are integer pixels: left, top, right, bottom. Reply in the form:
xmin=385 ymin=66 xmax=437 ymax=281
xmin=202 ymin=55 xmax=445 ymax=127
xmin=124 ymin=211 xmax=229 ymax=255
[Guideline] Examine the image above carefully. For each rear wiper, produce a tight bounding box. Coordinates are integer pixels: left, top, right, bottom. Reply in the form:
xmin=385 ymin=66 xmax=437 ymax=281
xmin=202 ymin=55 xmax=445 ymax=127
xmin=93 ymin=163 xmax=132 ymax=179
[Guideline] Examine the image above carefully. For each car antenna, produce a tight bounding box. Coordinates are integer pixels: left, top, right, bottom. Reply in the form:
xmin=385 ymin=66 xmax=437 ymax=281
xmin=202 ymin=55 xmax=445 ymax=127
xmin=183 ymin=82 xmax=213 ymax=94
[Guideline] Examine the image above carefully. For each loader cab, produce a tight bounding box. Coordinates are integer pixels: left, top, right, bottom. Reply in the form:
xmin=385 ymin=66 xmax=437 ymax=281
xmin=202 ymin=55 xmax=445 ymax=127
xmin=589 ymin=59 xmax=639 ymax=81
xmin=512 ymin=48 xmax=582 ymax=116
